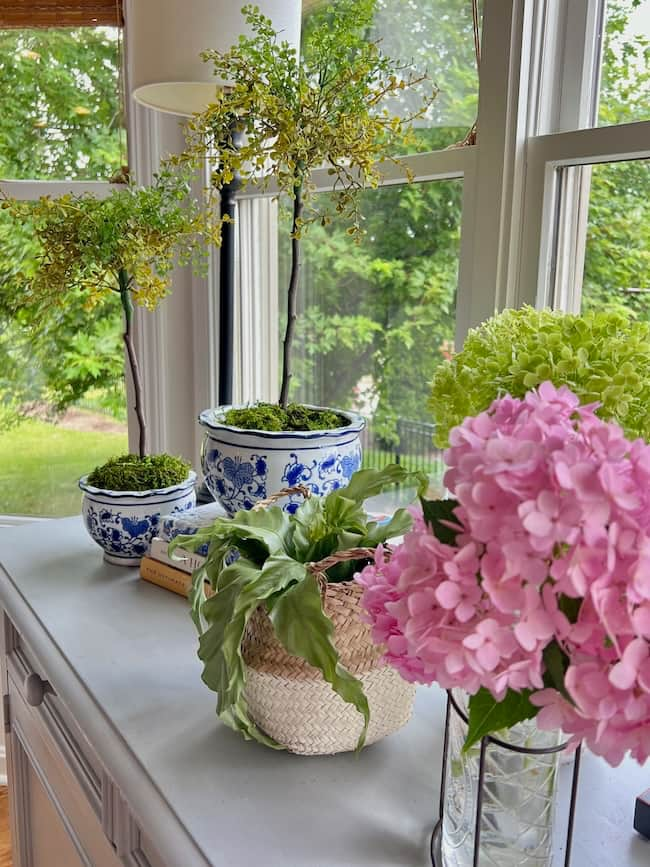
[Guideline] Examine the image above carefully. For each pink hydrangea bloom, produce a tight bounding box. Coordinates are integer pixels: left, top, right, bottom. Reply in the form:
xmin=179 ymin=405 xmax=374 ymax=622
xmin=357 ymin=381 xmax=650 ymax=766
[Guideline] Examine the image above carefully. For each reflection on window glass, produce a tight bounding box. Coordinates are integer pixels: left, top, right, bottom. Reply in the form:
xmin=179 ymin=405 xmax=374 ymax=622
xmin=302 ymin=0 xmax=480 ymax=153
xmin=0 ymin=27 xmax=126 ymax=518
xmin=580 ymin=161 xmax=650 ymax=321
xmin=599 ymin=0 xmax=650 ymax=126
xmin=0 ymin=28 xmax=124 ymax=180
xmin=280 ymin=180 xmax=461 ymax=487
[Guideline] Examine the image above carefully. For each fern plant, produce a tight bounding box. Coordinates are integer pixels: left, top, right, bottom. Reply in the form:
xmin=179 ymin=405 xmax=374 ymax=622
xmin=172 ymin=464 xmax=427 ymax=749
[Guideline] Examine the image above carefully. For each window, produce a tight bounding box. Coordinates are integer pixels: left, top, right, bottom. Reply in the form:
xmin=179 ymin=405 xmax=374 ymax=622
xmin=279 ymin=179 xmax=461 ymax=486
xmin=0 ymin=12 xmax=127 ymax=518
xmin=580 ymin=160 xmax=650 ymax=318
xmin=21 ymin=0 xmax=644 ymax=507
xmin=599 ymin=0 xmax=650 ymax=126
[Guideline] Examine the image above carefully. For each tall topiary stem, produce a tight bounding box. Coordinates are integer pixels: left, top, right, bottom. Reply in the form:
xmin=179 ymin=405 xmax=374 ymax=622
xmin=279 ymin=182 xmax=303 ymax=408
xmin=118 ymin=268 xmax=147 ymax=457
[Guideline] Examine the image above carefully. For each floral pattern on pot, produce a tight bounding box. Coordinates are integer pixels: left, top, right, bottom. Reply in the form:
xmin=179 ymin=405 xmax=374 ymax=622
xmin=199 ymin=405 xmax=365 ymax=516
xmin=203 ymin=447 xmax=268 ymax=515
xmin=281 ymin=447 xmax=362 ymax=512
xmin=79 ymin=472 xmax=197 ymax=567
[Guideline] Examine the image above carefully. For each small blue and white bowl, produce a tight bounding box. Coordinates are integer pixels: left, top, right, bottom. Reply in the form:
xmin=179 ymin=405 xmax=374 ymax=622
xmin=79 ymin=471 xmax=197 ymax=566
xmin=199 ymin=405 xmax=365 ymax=516
xmin=160 ymin=501 xmax=227 ymax=557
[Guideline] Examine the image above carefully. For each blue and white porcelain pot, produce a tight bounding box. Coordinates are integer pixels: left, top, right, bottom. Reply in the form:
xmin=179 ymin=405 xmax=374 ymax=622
xmin=199 ymin=405 xmax=365 ymax=516
xmin=79 ymin=471 xmax=197 ymax=566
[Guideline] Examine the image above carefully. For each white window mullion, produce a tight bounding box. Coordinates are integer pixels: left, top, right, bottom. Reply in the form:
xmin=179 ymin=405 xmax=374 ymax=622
xmin=455 ymin=0 xmax=533 ymax=339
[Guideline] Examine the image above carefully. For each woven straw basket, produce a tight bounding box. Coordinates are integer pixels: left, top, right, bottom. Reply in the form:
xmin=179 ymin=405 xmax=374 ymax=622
xmin=240 ymin=488 xmax=416 ymax=755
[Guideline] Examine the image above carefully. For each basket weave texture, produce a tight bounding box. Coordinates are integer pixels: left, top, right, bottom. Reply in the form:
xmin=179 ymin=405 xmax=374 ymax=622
xmin=241 ymin=578 xmax=416 ymax=755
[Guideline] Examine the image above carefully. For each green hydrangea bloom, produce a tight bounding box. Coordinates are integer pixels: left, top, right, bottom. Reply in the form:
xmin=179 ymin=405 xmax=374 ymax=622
xmin=429 ymin=306 xmax=650 ymax=447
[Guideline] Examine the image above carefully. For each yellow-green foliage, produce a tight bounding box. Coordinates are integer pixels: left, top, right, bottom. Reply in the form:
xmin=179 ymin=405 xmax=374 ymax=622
xmin=176 ymin=1 xmax=435 ymax=241
xmin=429 ymin=306 xmax=650 ymax=447
xmin=2 ymin=170 xmax=207 ymax=313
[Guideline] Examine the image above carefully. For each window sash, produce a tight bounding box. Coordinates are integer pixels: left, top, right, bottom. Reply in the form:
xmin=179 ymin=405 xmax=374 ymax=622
xmin=518 ymin=120 xmax=650 ymax=310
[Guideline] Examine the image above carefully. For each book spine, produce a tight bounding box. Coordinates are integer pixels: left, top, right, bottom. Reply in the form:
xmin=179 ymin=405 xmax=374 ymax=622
xmin=149 ymin=537 xmax=206 ymax=574
xmin=140 ymin=556 xmax=192 ymax=597
xmin=140 ymin=557 xmax=213 ymax=599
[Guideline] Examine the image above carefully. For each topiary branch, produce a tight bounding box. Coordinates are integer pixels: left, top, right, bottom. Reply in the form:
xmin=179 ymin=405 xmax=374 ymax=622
xmin=279 ymin=182 xmax=303 ymax=408
xmin=118 ymin=268 xmax=147 ymax=457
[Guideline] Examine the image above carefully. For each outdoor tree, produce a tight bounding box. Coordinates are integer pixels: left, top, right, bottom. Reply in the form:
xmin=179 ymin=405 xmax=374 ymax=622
xmin=0 ymin=26 xmax=124 ymax=425
xmin=288 ymin=0 xmax=649 ymax=447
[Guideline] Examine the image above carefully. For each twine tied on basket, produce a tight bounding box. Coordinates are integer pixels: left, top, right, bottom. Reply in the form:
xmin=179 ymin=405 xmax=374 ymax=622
xmin=252 ymin=484 xmax=390 ymax=590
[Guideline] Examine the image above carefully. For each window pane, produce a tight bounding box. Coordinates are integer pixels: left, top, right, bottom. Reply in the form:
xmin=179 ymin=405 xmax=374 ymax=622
xmin=580 ymin=160 xmax=650 ymax=320
xmin=0 ymin=221 xmax=127 ymax=517
xmin=0 ymin=27 xmax=127 ymax=517
xmin=599 ymin=0 xmax=650 ymax=127
xmin=0 ymin=28 xmax=124 ymax=180
xmin=301 ymin=0 xmax=480 ymax=153
xmin=279 ymin=179 xmax=461 ymax=490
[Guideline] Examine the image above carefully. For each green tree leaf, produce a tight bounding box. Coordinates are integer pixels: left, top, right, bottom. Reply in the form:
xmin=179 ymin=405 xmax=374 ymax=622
xmin=464 ymin=688 xmax=538 ymax=752
xmin=420 ymin=496 xmax=461 ymax=545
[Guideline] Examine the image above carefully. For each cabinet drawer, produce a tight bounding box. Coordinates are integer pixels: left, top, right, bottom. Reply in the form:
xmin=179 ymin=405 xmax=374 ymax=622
xmin=7 ymin=671 xmax=122 ymax=867
xmin=3 ymin=613 xmax=167 ymax=867
xmin=4 ymin=614 xmax=103 ymax=817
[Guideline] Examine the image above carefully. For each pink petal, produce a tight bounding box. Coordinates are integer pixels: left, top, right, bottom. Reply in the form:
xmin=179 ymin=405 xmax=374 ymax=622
xmin=435 ymin=581 xmax=461 ymax=610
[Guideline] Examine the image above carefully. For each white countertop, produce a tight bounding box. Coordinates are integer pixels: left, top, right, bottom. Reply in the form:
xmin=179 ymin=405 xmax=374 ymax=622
xmin=0 ymin=517 xmax=647 ymax=866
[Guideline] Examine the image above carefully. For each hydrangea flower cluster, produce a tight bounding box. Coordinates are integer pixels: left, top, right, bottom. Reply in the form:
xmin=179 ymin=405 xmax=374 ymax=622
xmin=357 ymin=382 xmax=650 ymax=766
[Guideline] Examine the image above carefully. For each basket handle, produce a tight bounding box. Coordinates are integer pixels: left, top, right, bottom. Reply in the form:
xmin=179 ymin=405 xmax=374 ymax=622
xmin=306 ymin=547 xmax=379 ymax=576
xmin=252 ymin=485 xmax=311 ymax=511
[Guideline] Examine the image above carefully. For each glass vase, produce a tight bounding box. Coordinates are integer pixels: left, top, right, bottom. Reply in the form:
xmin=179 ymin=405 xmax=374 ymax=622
xmin=431 ymin=690 xmax=571 ymax=867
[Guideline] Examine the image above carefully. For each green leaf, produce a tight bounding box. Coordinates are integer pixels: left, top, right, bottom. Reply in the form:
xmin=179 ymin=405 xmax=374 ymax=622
xmin=269 ymin=573 xmax=370 ymax=750
xmin=360 ymin=507 xmax=413 ymax=547
xmin=542 ymin=640 xmax=570 ymax=700
xmin=464 ymin=688 xmax=538 ymax=752
xmin=196 ymin=553 xmax=309 ymax=748
xmin=420 ymin=496 xmax=461 ymax=545
xmin=342 ymin=464 xmax=428 ymax=503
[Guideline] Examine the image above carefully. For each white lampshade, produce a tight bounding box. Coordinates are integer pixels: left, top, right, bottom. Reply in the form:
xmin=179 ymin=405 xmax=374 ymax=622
xmin=132 ymin=82 xmax=220 ymax=118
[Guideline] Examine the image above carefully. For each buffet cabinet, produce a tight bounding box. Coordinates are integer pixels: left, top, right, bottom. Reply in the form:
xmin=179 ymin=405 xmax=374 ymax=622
xmin=1 ymin=613 xmax=163 ymax=867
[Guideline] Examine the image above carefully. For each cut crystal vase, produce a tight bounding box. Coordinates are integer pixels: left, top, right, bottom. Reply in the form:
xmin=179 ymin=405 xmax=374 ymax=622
xmin=431 ymin=690 xmax=576 ymax=867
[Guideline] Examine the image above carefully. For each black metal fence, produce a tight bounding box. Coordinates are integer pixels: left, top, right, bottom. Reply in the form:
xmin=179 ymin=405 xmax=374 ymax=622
xmin=360 ymin=417 xmax=445 ymax=483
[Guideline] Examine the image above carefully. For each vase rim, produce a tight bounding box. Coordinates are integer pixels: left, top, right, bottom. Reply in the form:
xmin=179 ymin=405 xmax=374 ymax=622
xmin=79 ymin=470 xmax=197 ymax=499
xmin=198 ymin=403 xmax=366 ymax=439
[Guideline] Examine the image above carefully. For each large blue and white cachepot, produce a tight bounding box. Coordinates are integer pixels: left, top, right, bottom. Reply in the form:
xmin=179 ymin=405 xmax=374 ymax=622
xmin=79 ymin=471 xmax=197 ymax=566
xmin=199 ymin=405 xmax=365 ymax=516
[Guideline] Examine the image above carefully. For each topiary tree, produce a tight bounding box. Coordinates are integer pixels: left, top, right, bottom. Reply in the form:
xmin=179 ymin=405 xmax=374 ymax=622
xmin=2 ymin=171 xmax=209 ymax=456
xmin=176 ymin=0 xmax=434 ymax=412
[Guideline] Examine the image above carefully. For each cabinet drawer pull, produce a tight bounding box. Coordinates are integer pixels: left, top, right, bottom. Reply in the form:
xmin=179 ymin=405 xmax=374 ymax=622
xmin=24 ymin=672 xmax=54 ymax=706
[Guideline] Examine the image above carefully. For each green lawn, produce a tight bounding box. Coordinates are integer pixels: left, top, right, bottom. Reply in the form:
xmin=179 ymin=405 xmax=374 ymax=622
xmin=0 ymin=419 xmax=128 ymax=517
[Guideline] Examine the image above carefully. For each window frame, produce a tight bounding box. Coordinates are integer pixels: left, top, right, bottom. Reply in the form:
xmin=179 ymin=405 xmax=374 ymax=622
xmin=4 ymin=0 xmax=650 ymax=495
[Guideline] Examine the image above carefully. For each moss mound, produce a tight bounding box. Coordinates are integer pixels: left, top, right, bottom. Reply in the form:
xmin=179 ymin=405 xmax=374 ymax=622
xmin=87 ymin=453 xmax=192 ymax=491
xmin=224 ymin=403 xmax=349 ymax=432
